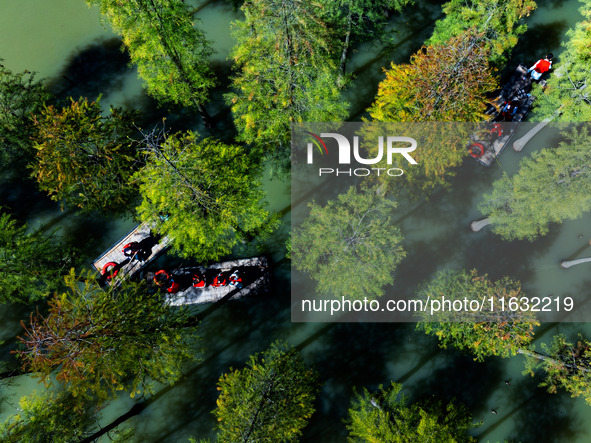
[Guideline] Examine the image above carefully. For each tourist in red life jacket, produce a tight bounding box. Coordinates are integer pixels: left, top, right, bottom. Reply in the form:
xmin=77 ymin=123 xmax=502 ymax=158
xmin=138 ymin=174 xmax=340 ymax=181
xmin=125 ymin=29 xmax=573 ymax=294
xmin=212 ymin=271 xmax=227 ymax=287
xmin=229 ymin=271 xmax=243 ymax=289
xmin=192 ymin=272 xmax=206 ymax=288
xmin=101 ymin=262 xmax=121 ymax=281
xmin=167 ymin=279 xmax=181 ymax=293
xmin=527 ymin=53 xmax=553 ymax=81
xmin=154 ymin=269 xmax=170 ymax=287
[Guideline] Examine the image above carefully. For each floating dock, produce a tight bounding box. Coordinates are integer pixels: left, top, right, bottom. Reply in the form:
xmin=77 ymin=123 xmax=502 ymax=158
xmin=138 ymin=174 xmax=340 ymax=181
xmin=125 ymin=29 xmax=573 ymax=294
xmin=163 ymin=256 xmax=270 ymax=306
xmin=92 ymin=222 xmax=171 ymax=283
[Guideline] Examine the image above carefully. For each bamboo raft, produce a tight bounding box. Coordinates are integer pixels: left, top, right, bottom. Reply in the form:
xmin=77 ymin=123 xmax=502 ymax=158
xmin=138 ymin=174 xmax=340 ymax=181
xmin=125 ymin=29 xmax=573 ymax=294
xmin=161 ymin=256 xmax=270 ymax=306
xmin=92 ymin=222 xmax=171 ymax=283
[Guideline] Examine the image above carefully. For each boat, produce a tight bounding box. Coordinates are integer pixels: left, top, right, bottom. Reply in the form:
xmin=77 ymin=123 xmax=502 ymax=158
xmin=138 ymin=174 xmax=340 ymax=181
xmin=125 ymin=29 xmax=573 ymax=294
xmin=92 ymin=222 xmax=171 ymax=285
xmin=469 ymin=64 xmax=540 ymax=167
xmin=149 ymin=256 xmax=270 ymax=306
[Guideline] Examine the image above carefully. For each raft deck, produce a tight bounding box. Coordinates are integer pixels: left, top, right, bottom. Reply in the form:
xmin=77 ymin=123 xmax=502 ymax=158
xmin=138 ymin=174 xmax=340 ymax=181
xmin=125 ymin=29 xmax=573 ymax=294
xmin=92 ymin=222 xmax=171 ymax=283
xmin=164 ymin=256 xmax=270 ymax=306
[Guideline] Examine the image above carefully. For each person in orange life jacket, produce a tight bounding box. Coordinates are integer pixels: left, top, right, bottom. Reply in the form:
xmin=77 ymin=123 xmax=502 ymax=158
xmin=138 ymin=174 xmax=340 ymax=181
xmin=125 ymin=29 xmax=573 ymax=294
xmin=192 ymin=272 xmax=206 ymax=288
xmin=212 ymin=271 xmax=227 ymax=287
xmin=527 ymin=53 xmax=553 ymax=81
xmin=229 ymin=270 xmax=243 ymax=289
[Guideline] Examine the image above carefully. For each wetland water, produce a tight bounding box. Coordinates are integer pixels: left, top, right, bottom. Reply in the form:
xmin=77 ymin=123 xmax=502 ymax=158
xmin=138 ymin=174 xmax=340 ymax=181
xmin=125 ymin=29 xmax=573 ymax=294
xmin=0 ymin=0 xmax=590 ymax=441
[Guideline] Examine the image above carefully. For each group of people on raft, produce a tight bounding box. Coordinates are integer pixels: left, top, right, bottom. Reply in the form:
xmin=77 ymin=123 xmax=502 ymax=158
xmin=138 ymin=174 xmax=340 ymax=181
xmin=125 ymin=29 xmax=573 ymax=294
xmin=100 ymin=241 xmax=152 ymax=283
xmin=499 ymin=53 xmax=553 ymax=121
xmin=467 ymin=54 xmax=553 ymax=160
xmin=153 ymin=269 xmax=243 ymax=294
xmin=99 ymin=238 xmax=245 ymax=296
xmin=498 ymin=53 xmax=553 ymax=121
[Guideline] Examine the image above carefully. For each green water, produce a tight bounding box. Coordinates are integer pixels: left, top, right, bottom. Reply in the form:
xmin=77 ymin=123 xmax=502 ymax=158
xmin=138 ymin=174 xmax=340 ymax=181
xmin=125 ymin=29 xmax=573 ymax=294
xmin=0 ymin=0 xmax=590 ymax=442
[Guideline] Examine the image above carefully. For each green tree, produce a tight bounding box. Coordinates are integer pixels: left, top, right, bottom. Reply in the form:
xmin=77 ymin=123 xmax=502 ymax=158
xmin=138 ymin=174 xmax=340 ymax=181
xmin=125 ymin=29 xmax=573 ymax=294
xmin=135 ymin=129 xmax=277 ymax=261
xmin=531 ymin=0 xmax=591 ymax=121
xmin=523 ymin=334 xmax=591 ymax=405
xmin=15 ymin=270 xmax=196 ymax=403
xmin=30 ymin=97 xmax=140 ymax=213
xmin=478 ymin=127 xmax=591 ymax=241
xmin=213 ymin=341 xmax=319 ymax=443
xmin=319 ymin=0 xmax=411 ymax=75
xmin=0 ymin=390 xmax=97 ymax=443
xmin=88 ymin=0 xmax=215 ymax=121
xmin=291 ymin=185 xmax=405 ymax=300
xmin=0 ymin=211 xmax=75 ymax=304
xmin=227 ymin=0 xmax=349 ymax=173
xmin=346 ymin=382 xmax=477 ymax=442
xmin=0 ymin=61 xmax=51 ymax=170
xmin=368 ymin=32 xmax=497 ymax=123
xmin=427 ymin=0 xmax=536 ymax=67
xmin=415 ymin=269 xmax=539 ymax=362
xmin=366 ymin=32 xmax=497 ymax=193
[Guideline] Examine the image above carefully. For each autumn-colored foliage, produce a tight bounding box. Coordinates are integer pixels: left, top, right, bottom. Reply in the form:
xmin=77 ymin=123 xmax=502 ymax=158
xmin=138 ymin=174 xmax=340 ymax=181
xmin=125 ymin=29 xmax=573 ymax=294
xmin=15 ymin=270 xmax=196 ymax=403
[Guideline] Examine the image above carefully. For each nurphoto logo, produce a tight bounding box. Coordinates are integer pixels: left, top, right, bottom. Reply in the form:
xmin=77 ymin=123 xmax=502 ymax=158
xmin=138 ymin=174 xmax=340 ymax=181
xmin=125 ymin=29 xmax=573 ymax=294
xmin=304 ymin=131 xmax=418 ymax=177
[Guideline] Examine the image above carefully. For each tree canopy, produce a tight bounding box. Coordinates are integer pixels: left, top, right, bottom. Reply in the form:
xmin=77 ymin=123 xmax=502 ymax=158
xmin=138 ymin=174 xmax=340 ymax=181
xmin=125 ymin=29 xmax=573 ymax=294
xmin=0 ymin=211 xmax=75 ymax=304
xmin=428 ymin=0 xmax=536 ymax=67
xmin=135 ymin=129 xmax=277 ymax=261
xmin=319 ymin=0 xmax=411 ymax=74
xmin=227 ymin=0 xmax=349 ymax=173
xmin=523 ymin=334 xmax=591 ymax=405
xmin=531 ymin=0 xmax=591 ymax=121
xmin=478 ymin=127 xmax=591 ymax=241
xmin=0 ymin=61 xmax=51 ymax=170
xmin=213 ymin=341 xmax=319 ymax=442
xmin=366 ymin=33 xmax=497 ymax=193
xmin=368 ymin=32 xmax=497 ymax=123
xmin=30 ymin=97 xmax=140 ymax=213
xmin=15 ymin=270 xmax=196 ymax=403
xmin=291 ymin=185 xmax=405 ymax=300
xmin=415 ymin=269 xmax=539 ymax=361
xmin=346 ymin=382 xmax=477 ymax=442
xmin=0 ymin=391 xmax=96 ymax=443
xmin=87 ymin=0 xmax=215 ymax=115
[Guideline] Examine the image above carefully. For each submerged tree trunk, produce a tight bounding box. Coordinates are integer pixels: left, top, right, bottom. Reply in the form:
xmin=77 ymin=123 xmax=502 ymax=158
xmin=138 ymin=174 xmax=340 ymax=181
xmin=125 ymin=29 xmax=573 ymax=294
xmin=339 ymin=11 xmax=353 ymax=80
xmin=513 ymin=108 xmax=561 ymax=151
xmin=470 ymin=217 xmax=491 ymax=232
xmin=518 ymin=348 xmax=591 ymax=374
xmin=197 ymin=102 xmax=213 ymax=128
xmin=561 ymin=256 xmax=591 ymax=269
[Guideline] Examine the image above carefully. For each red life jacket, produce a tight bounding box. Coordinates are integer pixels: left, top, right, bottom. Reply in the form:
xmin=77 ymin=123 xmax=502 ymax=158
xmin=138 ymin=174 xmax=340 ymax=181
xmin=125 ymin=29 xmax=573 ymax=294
xmin=193 ymin=274 xmax=206 ymax=287
xmin=167 ymin=280 xmax=181 ymax=293
xmin=229 ymin=274 xmax=242 ymax=285
xmin=212 ymin=274 xmax=227 ymax=287
xmin=101 ymin=262 xmax=120 ymax=280
xmin=534 ymin=59 xmax=551 ymax=73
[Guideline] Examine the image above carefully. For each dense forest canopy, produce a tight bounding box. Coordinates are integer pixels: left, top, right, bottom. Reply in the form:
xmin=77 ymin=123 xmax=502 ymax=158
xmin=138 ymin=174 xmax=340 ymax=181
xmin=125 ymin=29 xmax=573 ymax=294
xmin=0 ymin=0 xmax=590 ymax=441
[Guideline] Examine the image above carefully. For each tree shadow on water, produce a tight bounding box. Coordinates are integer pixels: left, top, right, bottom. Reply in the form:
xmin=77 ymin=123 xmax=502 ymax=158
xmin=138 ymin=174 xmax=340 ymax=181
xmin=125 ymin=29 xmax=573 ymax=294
xmin=484 ymin=372 xmax=582 ymax=443
xmin=408 ymin=349 xmax=503 ymax=412
xmin=301 ymin=322 xmax=419 ymax=441
xmin=47 ymin=38 xmax=131 ymax=102
xmin=508 ymin=21 xmax=570 ymax=72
